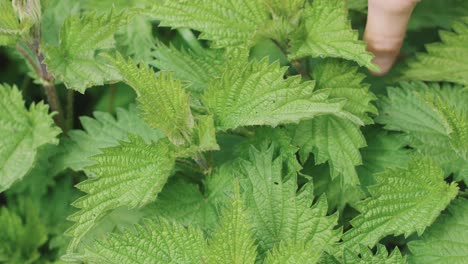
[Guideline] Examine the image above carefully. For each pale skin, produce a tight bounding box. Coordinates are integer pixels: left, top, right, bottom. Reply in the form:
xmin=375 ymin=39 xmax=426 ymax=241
xmin=364 ymin=0 xmax=421 ymax=75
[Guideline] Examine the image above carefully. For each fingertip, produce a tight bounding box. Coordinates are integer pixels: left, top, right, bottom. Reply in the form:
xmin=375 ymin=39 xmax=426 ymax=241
xmin=364 ymin=0 xmax=418 ymax=76
xmin=369 ymin=55 xmax=394 ymax=76
xmin=364 ymin=34 xmax=399 ymax=76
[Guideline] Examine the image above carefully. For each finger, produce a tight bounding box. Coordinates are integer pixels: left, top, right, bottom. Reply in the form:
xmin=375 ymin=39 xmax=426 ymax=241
xmin=364 ymin=0 xmax=419 ymax=75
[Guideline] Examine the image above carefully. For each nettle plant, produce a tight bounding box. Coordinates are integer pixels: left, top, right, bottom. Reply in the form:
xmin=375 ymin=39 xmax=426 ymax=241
xmin=0 ymin=0 xmax=467 ymax=263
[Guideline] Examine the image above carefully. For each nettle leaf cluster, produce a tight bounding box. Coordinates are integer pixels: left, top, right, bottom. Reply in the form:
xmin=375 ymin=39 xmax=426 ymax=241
xmin=0 ymin=0 xmax=467 ymax=263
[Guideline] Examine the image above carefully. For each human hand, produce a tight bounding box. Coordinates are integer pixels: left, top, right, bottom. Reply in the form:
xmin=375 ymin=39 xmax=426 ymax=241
xmin=364 ymin=0 xmax=420 ymax=75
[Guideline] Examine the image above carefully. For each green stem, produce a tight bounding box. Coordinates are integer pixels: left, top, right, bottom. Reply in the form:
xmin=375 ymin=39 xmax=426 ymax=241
xmin=107 ymin=84 xmax=117 ymax=113
xmin=19 ymin=75 xmax=31 ymax=91
xmin=232 ymin=127 xmax=254 ymax=137
xmin=271 ymin=39 xmax=310 ymax=79
xmin=37 ymin=52 xmax=66 ymax=131
xmin=193 ymin=153 xmax=210 ymax=174
xmin=66 ymin=89 xmax=74 ymax=131
xmin=16 ymin=43 xmax=41 ymax=76
xmin=291 ymin=59 xmax=310 ymax=79
xmin=16 ymin=40 xmax=66 ymax=131
xmin=176 ymin=158 xmax=204 ymax=174
xmin=177 ymin=29 xmax=204 ymax=53
xmin=43 ymin=81 xmax=65 ymax=130
xmin=33 ymin=28 xmax=66 ymax=132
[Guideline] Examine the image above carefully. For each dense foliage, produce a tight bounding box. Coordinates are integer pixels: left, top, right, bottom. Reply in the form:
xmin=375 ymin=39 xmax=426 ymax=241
xmin=0 ymin=0 xmax=467 ymax=263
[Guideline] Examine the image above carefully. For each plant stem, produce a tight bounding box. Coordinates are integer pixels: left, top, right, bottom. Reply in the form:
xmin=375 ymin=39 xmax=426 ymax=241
xmin=17 ymin=41 xmax=66 ymax=130
xmin=66 ymin=89 xmax=74 ymax=131
xmin=176 ymin=158 xmax=204 ymax=174
xmin=16 ymin=43 xmax=41 ymax=76
xmin=291 ymin=59 xmax=309 ymax=78
xmin=37 ymin=52 xmax=66 ymax=132
xmin=19 ymin=75 xmax=31 ymax=91
xmin=107 ymin=84 xmax=117 ymax=113
xmin=34 ymin=26 xmax=69 ymax=131
xmin=44 ymin=81 xmax=65 ymax=125
xmin=271 ymin=39 xmax=310 ymax=79
xmin=193 ymin=153 xmax=210 ymax=173
xmin=177 ymin=29 xmax=204 ymax=54
xmin=271 ymin=39 xmax=288 ymax=55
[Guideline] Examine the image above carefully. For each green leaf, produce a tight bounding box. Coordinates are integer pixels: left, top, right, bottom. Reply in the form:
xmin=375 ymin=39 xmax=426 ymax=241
xmin=153 ymin=166 xmax=234 ymax=231
xmin=110 ymin=54 xmax=194 ymax=146
xmin=342 ymin=156 xmax=459 ymax=250
xmin=264 ymin=241 xmax=327 ymax=264
xmin=236 ymin=127 xmax=302 ymax=173
xmin=294 ymin=116 xmax=365 ymax=186
xmin=153 ymin=179 xmax=220 ymax=230
xmin=203 ymin=50 xmax=346 ymax=130
xmin=408 ymin=198 xmax=468 ymax=264
xmin=151 ymin=44 xmax=223 ymax=92
xmin=357 ymin=128 xmax=413 ymax=188
xmin=116 ymin=16 xmax=155 ymax=64
xmin=308 ymin=163 xmax=365 ymax=212
xmin=0 ymin=0 xmax=25 ymax=46
xmin=53 ymin=105 xmax=164 ymax=173
xmin=377 ymin=82 xmax=451 ymax=139
xmin=265 ymin=0 xmax=305 ymax=17
xmin=38 ymin=176 xmax=80 ymax=257
xmin=66 ymin=144 xmax=341 ymax=263
xmin=151 ymin=0 xmax=269 ymax=48
xmin=41 ymin=0 xmax=81 ymax=46
xmin=343 ymin=245 xmax=407 ymax=264
xmin=74 ymin=218 xmax=206 ymax=264
xmin=175 ymin=114 xmax=220 ymax=158
xmin=6 ymin=145 xmax=57 ymax=199
xmin=0 ymin=199 xmax=47 ymax=264
xmin=434 ymin=98 xmax=468 ymax=161
xmin=73 ymin=182 xmax=255 ymax=263
xmin=240 ymin=145 xmax=340 ymax=258
xmin=403 ymin=18 xmax=468 ymax=85
xmin=78 ymin=0 xmax=153 ymax=10
xmin=193 ymin=115 xmax=219 ymax=152
xmin=408 ymin=0 xmax=468 ymax=31
xmin=289 ymin=0 xmax=376 ymax=70
xmin=313 ymin=59 xmax=377 ymax=123
xmin=78 ymin=206 xmax=150 ymax=250
xmin=261 ymin=0 xmax=305 ymax=43
xmin=377 ymin=82 xmax=468 ymax=182
xmin=0 ymin=0 xmax=39 ymax=46
xmin=319 ymin=252 xmax=342 ymax=264
xmin=0 ymin=84 xmax=60 ymax=192
xmin=66 ymin=135 xmax=175 ymax=252
xmin=206 ymin=183 xmax=257 ymax=264
xmin=44 ymin=10 xmax=129 ymax=92
xmin=293 ymin=60 xmax=376 ymax=185
xmin=321 ymin=244 xmax=407 ymax=264
xmin=428 ymin=83 xmax=468 ymax=113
